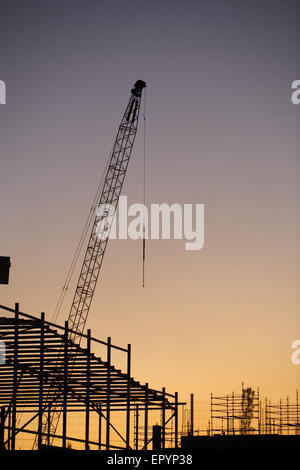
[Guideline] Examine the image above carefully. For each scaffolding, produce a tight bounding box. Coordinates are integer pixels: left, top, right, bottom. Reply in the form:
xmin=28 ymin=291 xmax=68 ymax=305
xmin=210 ymin=387 xmax=300 ymax=436
xmin=0 ymin=304 xmax=182 ymax=450
xmin=210 ymin=386 xmax=260 ymax=435
xmin=265 ymin=391 xmax=300 ymax=435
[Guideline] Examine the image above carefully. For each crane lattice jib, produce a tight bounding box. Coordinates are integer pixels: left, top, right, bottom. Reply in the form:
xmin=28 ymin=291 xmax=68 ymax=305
xmin=37 ymin=80 xmax=146 ymax=447
xmin=68 ymin=79 xmax=146 ymax=343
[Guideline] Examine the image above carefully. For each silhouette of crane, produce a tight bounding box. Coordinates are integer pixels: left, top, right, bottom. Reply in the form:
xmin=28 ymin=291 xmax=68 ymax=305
xmin=36 ymin=80 xmax=146 ymax=446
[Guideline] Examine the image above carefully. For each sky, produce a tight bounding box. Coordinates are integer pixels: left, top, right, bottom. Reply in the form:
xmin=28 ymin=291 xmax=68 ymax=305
xmin=0 ymin=0 xmax=299 ymax=407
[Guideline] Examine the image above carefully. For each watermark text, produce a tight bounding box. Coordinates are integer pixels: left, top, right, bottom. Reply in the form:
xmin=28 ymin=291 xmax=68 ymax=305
xmin=0 ymin=80 xmax=6 ymax=104
xmin=291 ymin=80 xmax=300 ymax=105
xmin=95 ymin=196 xmax=204 ymax=251
xmin=291 ymin=340 xmax=300 ymax=365
xmin=0 ymin=340 xmax=5 ymax=364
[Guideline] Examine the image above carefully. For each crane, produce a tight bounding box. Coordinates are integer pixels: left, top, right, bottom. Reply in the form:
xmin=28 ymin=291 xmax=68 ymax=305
xmin=38 ymin=79 xmax=146 ymax=446
xmin=68 ymin=79 xmax=146 ymax=342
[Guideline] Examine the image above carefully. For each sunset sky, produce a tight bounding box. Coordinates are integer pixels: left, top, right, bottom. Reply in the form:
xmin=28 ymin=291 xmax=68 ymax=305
xmin=0 ymin=0 xmax=299 ymax=407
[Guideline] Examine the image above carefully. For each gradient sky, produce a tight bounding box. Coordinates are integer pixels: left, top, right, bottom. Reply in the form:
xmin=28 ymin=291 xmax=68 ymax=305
xmin=0 ymin=0 xmax=299 ymax=406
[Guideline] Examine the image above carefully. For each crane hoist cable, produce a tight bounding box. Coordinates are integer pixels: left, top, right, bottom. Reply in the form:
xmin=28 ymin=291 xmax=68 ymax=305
xmin=142 ymin=86 xmax=147 ymax=288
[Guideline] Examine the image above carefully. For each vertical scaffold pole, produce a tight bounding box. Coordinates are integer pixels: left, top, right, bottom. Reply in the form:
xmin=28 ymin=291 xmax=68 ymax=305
xmin=211 ymin=393 xmax=213 ymax=436
xmin=257 ymin=387 xmax=260 ymax=434
xmin=232 ymin=392 xmax=235 ymax=435
xmin=287 ymin=396 xmax=289 ymax=435
xmin=265 ymin=398 xmax=268 ymax=434
xmin=190 ymin=393 xmax=194 ymax=436
xmin=162 ymin=387 xmax=166 ymax=450
xmin=279 ymin=399 xmax=282 ymax=435
xmin=297 ymin=389 xmax=299 ymax=435
xmin=226 ymin=395 xmax=229 ymax=435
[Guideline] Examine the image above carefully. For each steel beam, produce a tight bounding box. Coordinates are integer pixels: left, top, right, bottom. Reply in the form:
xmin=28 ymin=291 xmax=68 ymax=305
xmin=38 ymin=312 xmax=45 ymax=449
xmin=106 ymin=337 xmax=111 ymax=450
xmin=175 ymin=392 xmax=178 ymax=448
xmin=85 ymin=329 xmax=91 ymax=450
xmin=126 ymin=343 xmax=131 ymax=449
xmin=11 ymin=303 xmax=19 ymax=450
xmin=62 ymin=320 xmax=68 ymax=448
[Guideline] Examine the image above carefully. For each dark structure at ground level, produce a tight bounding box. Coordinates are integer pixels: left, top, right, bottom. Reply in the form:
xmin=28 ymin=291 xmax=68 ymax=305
xmin=181 ymin=434 xmax=300 ymax=451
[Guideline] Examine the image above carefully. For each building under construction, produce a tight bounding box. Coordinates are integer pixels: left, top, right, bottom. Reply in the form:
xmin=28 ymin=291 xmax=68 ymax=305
xmin=0 ymin=303 xmax=181 ymax=451
xmin=0 ymin=81 xmax=184 ymax=452
xmin=1 ymin=303 xmax=299 ymax=451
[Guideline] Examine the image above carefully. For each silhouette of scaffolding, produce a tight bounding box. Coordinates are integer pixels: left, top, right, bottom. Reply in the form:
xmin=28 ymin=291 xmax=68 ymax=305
xmin=0 ymin=303 xmax=182 ymax=450
xmin=265 ymin=390 xmax=300 ymax=435
xmin=210 ymin=385 xmax=260 ymax=435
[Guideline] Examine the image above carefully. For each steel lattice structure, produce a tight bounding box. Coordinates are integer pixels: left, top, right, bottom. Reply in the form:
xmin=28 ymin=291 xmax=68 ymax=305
xmin=0 ymin=304 xmax=181 ymax=450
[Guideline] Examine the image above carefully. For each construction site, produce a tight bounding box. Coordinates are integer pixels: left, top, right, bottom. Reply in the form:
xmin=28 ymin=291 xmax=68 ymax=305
xmin=0 ymin=302 xmax=299 ymax=451
xmin=0 ymin=79 xmax=299 ymax=453
xmin=0 ymin=80 xmax=182 ymax=451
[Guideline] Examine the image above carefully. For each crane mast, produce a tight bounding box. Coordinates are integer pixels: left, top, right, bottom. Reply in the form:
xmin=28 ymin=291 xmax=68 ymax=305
xmin=38 ymin=80 xmax=146 ymax=446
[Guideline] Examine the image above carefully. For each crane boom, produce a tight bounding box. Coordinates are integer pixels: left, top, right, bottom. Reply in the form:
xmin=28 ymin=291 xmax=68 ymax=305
xmin=68 ymin=79 xmax=146 ymax=342
xmin=38 ymin=80 xmax=146 ymax=447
